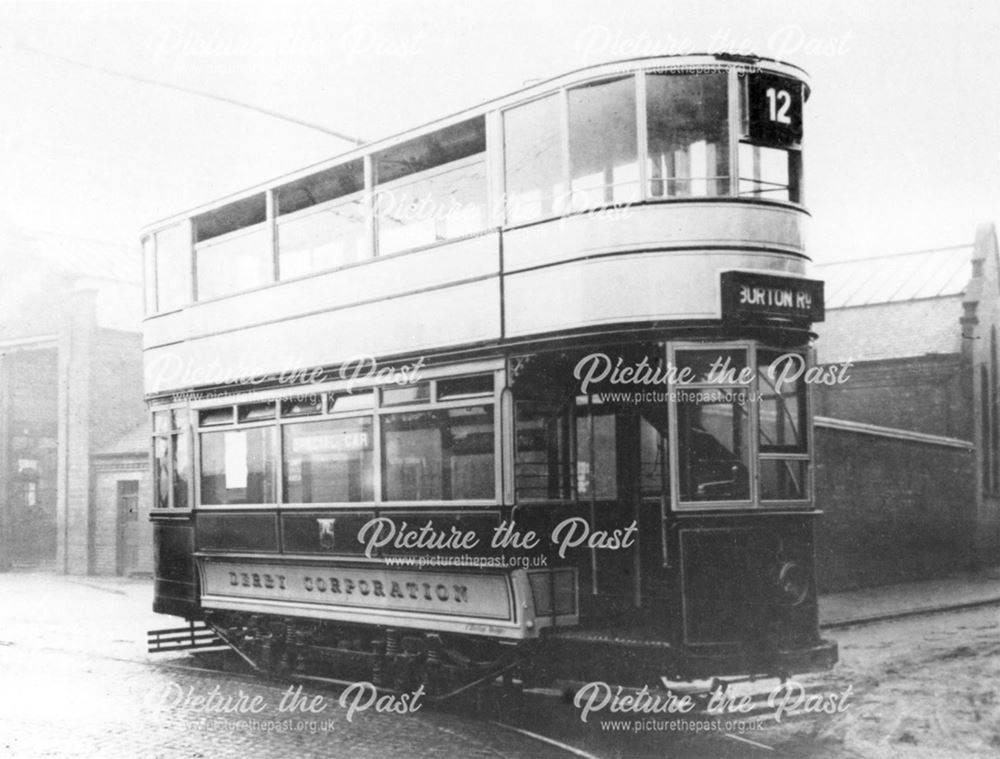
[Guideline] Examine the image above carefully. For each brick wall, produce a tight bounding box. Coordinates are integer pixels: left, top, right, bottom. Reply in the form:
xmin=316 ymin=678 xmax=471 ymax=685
xmin=814 ymin=425 xmax=976 ymax=592
xmin=813 ymin=354 xmax=972 ymax=440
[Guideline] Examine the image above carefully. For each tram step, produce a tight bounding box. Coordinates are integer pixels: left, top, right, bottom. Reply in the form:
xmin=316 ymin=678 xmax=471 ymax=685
xmin=147 ymin=621 xmax=228 ymax=653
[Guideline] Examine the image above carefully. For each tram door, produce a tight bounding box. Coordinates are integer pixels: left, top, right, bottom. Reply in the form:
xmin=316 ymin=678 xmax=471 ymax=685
xmin=510 ymin=346 xmax=670 ymax=621
xmin=575 ymin=396 xmax=670 ymax=617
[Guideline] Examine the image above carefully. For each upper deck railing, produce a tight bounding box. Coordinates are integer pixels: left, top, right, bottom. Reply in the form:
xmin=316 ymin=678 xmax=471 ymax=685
xmin=141 ymin=54 xmax=808 ymax=318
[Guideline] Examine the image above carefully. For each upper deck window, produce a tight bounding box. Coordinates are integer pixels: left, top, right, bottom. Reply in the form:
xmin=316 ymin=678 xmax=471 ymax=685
xmin=646 ymin=73 xmax=730 ymax=198
xmin=194 ymin=195 xmax=266 ymax=243
xmin=504 ymin=94 xmax=565 ymax=224
xmin=194 ymin=194 xmax=271 ymax=301
xmin=374 ymin=118 xmax=487 ymax=255
xmin=739 ymin=74 xmax=804 ymax=203
xmin=153 ymin=224 xmax=191 ymax=312
xmin=276 ymin=161 xmax=364 ymax=216
xmin=276 ymin=160 xmax=367 ymax=280
xmin=568 ymin=77 xmax=639 ymax=209
xmin=142 ymin=236 xmax=157 ymax=315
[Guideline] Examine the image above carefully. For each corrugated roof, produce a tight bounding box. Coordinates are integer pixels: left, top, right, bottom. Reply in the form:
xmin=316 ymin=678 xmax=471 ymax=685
xmin=816 ymin=245 xmax=972 ymax=309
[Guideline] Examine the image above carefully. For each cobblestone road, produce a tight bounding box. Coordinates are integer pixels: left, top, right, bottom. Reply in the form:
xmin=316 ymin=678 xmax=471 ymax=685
xmin=4 ymin=571 xmax=996 ymax=758
xmin=0 ymin=573 xmax=566 ymax=759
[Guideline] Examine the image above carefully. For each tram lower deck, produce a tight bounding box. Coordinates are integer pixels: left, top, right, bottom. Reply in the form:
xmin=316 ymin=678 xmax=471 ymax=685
xmin=150 ymin=331 xmax=837 ymax=690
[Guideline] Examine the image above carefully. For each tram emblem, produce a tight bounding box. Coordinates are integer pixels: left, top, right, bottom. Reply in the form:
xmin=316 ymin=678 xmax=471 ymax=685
xmin=317 ymin=519 xmax=337 ymax=550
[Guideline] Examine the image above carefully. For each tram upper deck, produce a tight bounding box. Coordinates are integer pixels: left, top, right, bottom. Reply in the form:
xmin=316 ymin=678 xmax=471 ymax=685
xmin=141 ymin=55 xmax=812 ymax=397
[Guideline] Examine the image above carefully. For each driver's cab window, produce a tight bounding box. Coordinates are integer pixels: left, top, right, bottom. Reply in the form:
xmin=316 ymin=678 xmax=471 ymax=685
xmin=671 ymin=344 xmax=752 ymax=505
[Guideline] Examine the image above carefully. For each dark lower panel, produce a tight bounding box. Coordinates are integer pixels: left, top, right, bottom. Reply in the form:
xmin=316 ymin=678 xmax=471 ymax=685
xmin=153 ymin=520 xmax=199 ymax=619
xmin=197 ymin=512 xmax=279 ymax=552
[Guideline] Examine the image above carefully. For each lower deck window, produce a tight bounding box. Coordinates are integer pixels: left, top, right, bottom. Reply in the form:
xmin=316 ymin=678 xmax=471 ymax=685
xmin=283 ymin=417 xmax=373 ymax=502
xmin=153 ymin=422 xmax=190 ymax=509
xmin=382 ymin=406 xmax=494 ymax=500
xmin=200 ymin=428 xmax=276 ymax=504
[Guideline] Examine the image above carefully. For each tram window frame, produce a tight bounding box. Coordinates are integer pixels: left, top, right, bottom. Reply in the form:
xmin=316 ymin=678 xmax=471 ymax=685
xmin=151 ymin=407 xmax=193 ymax=512
xmin=567 ymin=75 xmax=641 ymax=210
xmin=737 ymin=74 xmax=804 ymax=204
xmin=667 ymin=341 xmax=813 ymax=511
xmin=645 ymin=71 xmax=731 ymax=199
xmin=152 ymin=222 xmax=193 ymax=314
xmin=282 ymin=415 xmax=375 ymax=504
xmin=756 ymin=345 xmax=812 ymax=505
xmin=373 ymin=117 xmax=488 ymax=257
xmin=199 ymin=423 xmax=278 ymax=506
xmin=374 ymin=152 xmax=489 ymax=257
xmin=142 ymin=235 xmax=157 ymax=315
xmin=510 ymin=347 xmax=671 ymax=505
xmin=188 ymin=368 xmax=501 ymax=509
xmin=276 ymin=188 xmax=369 ymax=280
xmin=669 ymin=342 xmax=753 ymax=508
xmin=381 ymin=403 xmax=496 ymax=502
xmin=194 ymin=221 xmax=273 ymax=302
xmin=502 ymin=92 xmax=568 ymax=225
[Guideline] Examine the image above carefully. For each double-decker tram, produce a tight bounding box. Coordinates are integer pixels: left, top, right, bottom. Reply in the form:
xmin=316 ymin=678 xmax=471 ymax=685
xmin=142 ymin=54 xmax=835 ymax=696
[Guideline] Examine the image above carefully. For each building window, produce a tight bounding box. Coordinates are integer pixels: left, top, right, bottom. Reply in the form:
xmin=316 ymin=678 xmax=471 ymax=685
xmin=646 ymin=73 xmax=730 ymax=198
xmin=568 ymin=76 xmax=639 ymax=209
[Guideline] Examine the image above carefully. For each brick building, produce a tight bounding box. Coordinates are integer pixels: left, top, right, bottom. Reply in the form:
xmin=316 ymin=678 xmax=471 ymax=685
xmin=91 ymin=424 xmax=152 ymax=575
xmin=0 ymin=224 xmax=146 ymax=574
xmin=812 ymin=223 xmax=1000 ymax=590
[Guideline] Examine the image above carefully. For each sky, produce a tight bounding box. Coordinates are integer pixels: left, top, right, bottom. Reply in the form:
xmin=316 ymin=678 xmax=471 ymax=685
xmin=1 ymin=0 xmax=999 ymax=264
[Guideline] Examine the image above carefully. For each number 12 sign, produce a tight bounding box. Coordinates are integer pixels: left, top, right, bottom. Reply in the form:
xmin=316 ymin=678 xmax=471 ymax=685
xmin=746 ymin=73 xmax=803 ymax=145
